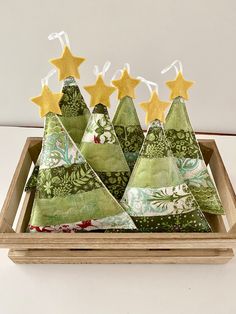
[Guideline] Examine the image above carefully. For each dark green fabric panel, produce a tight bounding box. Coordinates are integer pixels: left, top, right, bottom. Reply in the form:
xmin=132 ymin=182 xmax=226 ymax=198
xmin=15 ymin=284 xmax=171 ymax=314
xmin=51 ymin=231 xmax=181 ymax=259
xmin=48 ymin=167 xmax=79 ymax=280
xmin=36 ymin=163 xmax=102 ymax=199
xmin=165 ymin=129 xmax=202 ymax=160
xmin=131 ymin=210 xmax=211 ymax=232
xmin=97 ymin=171 xmax=130 ymax=200
xmin=25 ymin=165 xmax=39 ymax=191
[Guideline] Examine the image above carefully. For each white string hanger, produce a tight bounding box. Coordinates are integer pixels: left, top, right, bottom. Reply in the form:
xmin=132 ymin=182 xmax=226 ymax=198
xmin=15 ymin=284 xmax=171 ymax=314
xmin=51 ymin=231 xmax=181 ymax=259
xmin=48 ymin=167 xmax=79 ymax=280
xmin=41 ymin=69 xmax=57 ymax=88
xmin=161 ymin=60 xmax=183 ymax=76
xmin=111 ymin=63 xmax=131 ymax=82
xmin=48 ymin=31 xmax=70 ymax=49
xmin=93 ymin=61 xmax=111 ymax=78
xmin=137 ymin=76 xmax=159 ymax=94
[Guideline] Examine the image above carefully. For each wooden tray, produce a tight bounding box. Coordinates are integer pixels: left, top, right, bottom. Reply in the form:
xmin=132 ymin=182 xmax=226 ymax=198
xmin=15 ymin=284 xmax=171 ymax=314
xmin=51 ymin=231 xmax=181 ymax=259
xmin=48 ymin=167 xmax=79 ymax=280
xmin=0 ymin=137 xmax=236 ymax=264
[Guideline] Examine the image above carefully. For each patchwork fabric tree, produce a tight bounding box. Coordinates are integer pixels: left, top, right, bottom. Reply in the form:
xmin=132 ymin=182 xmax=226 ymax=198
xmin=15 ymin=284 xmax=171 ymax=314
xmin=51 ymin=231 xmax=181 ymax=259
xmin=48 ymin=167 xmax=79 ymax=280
xmin=121 ymin=79 xmax=211 ymax=232
xmin=162 ymin=61 xmax=224 ymax=215
xmin=112 ymin=64 xmax=144 ymax=170
xmin=29 ymin=78 xmax=136 ymax=232
xmin=25 ymin=32 xmax=90 ymax=191
xmin=80 ymin=62 xmax=131 ymax=200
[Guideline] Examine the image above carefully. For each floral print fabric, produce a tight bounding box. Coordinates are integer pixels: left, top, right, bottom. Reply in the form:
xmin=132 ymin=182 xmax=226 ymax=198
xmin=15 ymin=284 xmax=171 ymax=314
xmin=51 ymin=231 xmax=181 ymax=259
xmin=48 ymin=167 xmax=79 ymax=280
xmin=81 ymin=112 xmax=117 ymax=144
xmin=29 ymin=114 xmax=137 ymax=232
xmin=164 ymin=97 xmax=224 ymax=214
xmin=37 ymin=163 xmax=102 ymax=198
xmin=123 ymin=184 xmax=198 ymax=216
xmin=121 ymin=120 xmax=211 ymax=232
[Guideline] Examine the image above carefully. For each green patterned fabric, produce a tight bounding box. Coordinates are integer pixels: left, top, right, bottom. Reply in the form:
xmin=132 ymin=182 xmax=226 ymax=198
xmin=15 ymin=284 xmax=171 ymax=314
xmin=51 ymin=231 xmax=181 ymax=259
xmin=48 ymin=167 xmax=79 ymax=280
xmin=25 ymin=76 xmax=90 ymax=192
xmin=80 ymin=104 xmax=131 ymax=200
xmin=28 ymin=114 xmax=136 ymax=233
xmin=164 ymin=96 xmax=224 ymax=215
xmin=113 ymin=96 xmax=144 ymax=170
xmin=25 ymin=165 xmax=39 ymax=192
xmin=121 ymin=120 xmax=211 ymax=232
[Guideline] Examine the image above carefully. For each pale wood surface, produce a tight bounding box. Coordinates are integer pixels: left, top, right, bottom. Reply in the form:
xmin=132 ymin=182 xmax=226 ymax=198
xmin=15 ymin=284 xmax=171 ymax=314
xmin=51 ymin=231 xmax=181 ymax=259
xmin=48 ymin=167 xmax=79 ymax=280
xmin=0 ymin=127 xmax=236 ymax=314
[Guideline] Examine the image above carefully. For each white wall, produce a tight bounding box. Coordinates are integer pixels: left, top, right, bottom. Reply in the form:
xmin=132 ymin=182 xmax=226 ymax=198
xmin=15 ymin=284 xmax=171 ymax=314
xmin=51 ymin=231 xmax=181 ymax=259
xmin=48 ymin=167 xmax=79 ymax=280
xmin=1 ymin=0 xmax=236 ymax=133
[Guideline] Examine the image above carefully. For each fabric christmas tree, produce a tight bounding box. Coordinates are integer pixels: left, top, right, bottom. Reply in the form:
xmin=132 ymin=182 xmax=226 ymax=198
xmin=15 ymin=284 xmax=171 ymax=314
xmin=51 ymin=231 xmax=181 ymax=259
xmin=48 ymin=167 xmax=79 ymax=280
xmin=162 ymin=61 xmax=224 ymax=215
xmin=29 ymin=80 xmax=136 ymax=232
xmin=112 ymin=65 xmax=144 ymax=170
xmin=25 ymin=32 xmax=90 ymax=191
xmin=80 ymin=62 xmax=131 ymax=200
xmin=121 ymin=80 xmax=211 ymax=232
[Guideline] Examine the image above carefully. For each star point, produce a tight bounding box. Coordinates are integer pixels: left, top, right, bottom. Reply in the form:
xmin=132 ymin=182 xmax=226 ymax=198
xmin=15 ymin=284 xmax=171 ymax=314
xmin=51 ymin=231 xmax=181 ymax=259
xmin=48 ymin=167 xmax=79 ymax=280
xmin=31 ymin=85 xmax=63 ymax=118
xmin=50 ymin=46 xmax=85 ymax=81
xmin=112 ymin=69 xmax=140 ymax=99
xmin=84 ymin=75 xmax=116 ymax=108
xmin=166 ymin=72 xmax=194 ymax=100
xmin=140 ymin=91 xmax=170 ymax=124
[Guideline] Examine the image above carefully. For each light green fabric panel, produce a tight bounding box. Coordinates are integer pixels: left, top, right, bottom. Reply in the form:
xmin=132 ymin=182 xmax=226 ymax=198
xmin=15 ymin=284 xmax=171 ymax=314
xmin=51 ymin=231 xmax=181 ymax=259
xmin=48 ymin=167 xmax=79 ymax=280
xmin=113 ymin=96 xmax=141 ymax=126
xmin=80 ymin=142 xmax=130 ymax=172
xmin=30 ymin=187 xmax=123 ymax=226
xmin=165 ymin=97 xmax=193 ymax=131
xmin=128 ymin=157 xmax=183 ymax=188
xmin=59 ymin=114 xmax=90 ymax=146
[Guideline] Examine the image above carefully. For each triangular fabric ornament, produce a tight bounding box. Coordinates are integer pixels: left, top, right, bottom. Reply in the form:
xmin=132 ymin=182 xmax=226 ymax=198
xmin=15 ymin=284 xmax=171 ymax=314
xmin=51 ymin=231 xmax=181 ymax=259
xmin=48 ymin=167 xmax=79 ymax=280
xmin=81 ymin=63 xmax=131 ymax=200
xmin=112 ymin=65 xmax=144 ymax=170
xmin=162 ymin=61 xmax=224 ymax=215
xmin=29 ymin=113 xmax=136 ymax=232
xmin=164 ymin=97 xmax=224 ymax=215
xmin=25 ymin=33 xmax=90 ymax=192
xmin=121 ymin=79 xmax=211 ymax=232
xmin=80 ymin=103 xmax=131 ymax=200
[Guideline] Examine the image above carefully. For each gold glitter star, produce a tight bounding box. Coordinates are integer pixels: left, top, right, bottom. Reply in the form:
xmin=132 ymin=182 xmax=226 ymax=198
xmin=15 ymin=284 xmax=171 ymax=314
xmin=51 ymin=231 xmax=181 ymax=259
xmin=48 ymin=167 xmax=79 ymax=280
xmin=140 ymin=91 xmax=170 ymax=124
xmin=50 ymin=46 xmax=85 ymax=81
xmin=31 ymin=85 xmax=63 ymax=117
xmin=166 ymin=72 xmax=194 ymax=100
xmin=84 ymin=75 xmax=116 ymax=108
xmin=112 ymin=69 xmax=140 ymax=99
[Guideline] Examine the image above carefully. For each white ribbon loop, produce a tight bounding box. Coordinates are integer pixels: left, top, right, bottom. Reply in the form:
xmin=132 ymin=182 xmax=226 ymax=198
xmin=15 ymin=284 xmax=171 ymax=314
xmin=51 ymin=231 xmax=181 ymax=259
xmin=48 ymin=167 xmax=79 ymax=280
xmin=161 ymin=60 xmax=183 ymax=75
xmin=41 ymin=69 xmax=57 ymax=87
xmin=137 ymin=76 xmax=159 ymax=94
xmin=124 ymin=63 xmax=130 ymax=73
xmin=93 ymin=61 xmax=111 ymax=77
xmin=48 ymin=31 xmax=70 ymax=49
xmin=111 ymin=63 xmax=132 ymax=82
xmin=111 ymin=69 xmax=123 ymax=82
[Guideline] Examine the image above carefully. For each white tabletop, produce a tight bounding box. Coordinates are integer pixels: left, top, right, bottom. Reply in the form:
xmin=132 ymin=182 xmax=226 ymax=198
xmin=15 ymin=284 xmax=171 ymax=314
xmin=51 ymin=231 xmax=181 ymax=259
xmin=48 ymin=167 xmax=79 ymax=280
xmin=0 ymin=126 xmax=236 ymax=314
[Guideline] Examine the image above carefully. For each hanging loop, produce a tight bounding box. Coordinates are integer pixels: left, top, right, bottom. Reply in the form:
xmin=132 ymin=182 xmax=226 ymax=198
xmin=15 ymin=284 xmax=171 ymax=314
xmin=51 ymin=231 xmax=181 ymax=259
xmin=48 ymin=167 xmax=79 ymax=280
xmin=48 ymin=31 xmax=70 ymax=49
xmin=93 ymin=61 xmax=111 ymax=77
xmin=137 ymin=76 xmax=159 ymax=94
xmin=111 ymin=63 xmax=132 ymax=81
xmin=161 ymin=60 xmax=183 ymax=75
xmin=41 ymin=69 xmax=57 ymax=87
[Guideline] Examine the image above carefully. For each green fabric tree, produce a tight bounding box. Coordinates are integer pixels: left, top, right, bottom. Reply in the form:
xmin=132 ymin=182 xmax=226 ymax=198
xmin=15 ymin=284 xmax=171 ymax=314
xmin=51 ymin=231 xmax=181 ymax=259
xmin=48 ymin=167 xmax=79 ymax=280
xmin=112 ymin=66 xmax=144 ymax=170
xmin=29 ymin=111 xmax=136 ymax=232
xmin=25 ymin=32 xmax=90 ymax=192
xmin=162 ymin=63 xmax=224 ymax=215
xmin=121 ymin=85 xmax=211 ymax=232
xmin=81 ymin=63 xmax=131 ymax=200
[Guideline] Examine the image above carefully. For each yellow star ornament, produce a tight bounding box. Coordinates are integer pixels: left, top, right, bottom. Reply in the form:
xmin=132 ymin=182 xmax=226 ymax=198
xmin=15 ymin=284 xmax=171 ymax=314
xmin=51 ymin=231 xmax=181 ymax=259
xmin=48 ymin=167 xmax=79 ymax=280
xmin=140 ymin=91 xmax=170 ymax=124
xmin=166 ymin=71 xmax=194 ymax=100
xmin=50 ymin=46 xmax=85 ymax=81
xmin=112 ymin=69 xmax=140 ymax=99
xmin=31 ymin=85 xmax=63 ymax=118
xmin=84 ymin=75 xmax=116 ymax=108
